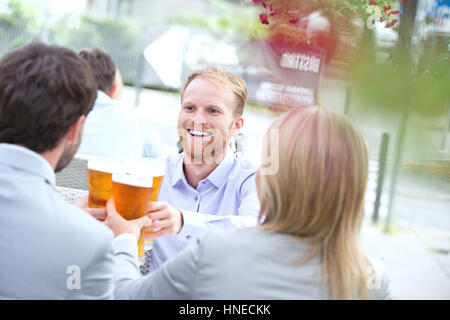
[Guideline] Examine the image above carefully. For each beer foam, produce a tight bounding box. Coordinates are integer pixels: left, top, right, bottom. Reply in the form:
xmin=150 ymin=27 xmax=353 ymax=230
xmin=112 ymin=173 xmax=153 ymax=188
xmin=130 ymin=158 xmax=166 ymax=177
xmin=88 ymin=159 xmax=125 ymax=174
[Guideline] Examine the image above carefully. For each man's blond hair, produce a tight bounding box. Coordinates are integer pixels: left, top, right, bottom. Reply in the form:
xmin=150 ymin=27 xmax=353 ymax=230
xmin=180 ymin=67 xmax=247 ymax=118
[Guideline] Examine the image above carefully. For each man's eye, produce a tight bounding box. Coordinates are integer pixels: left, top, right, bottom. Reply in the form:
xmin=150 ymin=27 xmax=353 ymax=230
xmin=208 ymin=108 xmax=218 ymax=114
xmin=184 ymin=106 xmax=195 ymax=111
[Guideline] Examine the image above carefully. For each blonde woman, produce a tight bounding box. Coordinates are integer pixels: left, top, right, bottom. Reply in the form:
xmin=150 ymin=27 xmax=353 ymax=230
xmin=104 ymin=106 xmax=390 ymax=299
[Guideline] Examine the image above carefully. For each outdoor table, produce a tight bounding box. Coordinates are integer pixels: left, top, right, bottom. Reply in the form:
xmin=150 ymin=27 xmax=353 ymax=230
xmin=56 ymin=186 xmax=88 ymax=204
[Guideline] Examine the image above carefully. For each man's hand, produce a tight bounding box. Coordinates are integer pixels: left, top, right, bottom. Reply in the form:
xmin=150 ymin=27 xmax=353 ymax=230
xmin=74 ymin=195 xmax=107 ymax=221
xmin=105 ymin=199 xmax=152 ymax=239
xmin=143 ymin=201 xmax=184 ymax=240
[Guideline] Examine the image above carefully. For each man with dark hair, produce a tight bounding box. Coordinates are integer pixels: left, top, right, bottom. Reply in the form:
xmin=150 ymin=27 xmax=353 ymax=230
xmin=78 ymin=47 xmax=117 ymax=95
xmin=77 ymin=47 xmax=163 ymax=159
xmin=0 ymin=42 xmax=130 ymax=299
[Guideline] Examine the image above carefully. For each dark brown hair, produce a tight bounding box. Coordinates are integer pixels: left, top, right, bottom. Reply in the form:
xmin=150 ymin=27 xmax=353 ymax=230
xmin=78 ymin=47 xmax=116 ymax=94
xmin=0 ymin=42 xmax=97 ymax=153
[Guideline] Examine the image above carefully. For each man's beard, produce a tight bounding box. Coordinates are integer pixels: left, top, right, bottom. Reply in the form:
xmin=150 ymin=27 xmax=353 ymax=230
xmin=182 ymin=128 xmax=230 ymax=165
xmin=55 ymin=132 xmax=82 ymax=173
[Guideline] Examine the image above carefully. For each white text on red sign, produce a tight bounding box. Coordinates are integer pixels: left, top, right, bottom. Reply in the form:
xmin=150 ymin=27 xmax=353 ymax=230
xmin=280 ymin=52 xmax=321 ymax=73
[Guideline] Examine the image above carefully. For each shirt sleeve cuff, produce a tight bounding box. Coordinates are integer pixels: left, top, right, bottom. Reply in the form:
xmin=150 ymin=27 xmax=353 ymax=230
xmin=112 ymin=233 xmax=138 ymax=257
xmin=177 ymin=210 xmax=208 ymax=240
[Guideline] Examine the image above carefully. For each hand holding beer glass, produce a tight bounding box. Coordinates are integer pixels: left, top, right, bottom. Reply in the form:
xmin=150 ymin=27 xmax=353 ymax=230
xmin=128 ymin=159 xmax=166 ymax=251
xmin=87 ymin=157 xmax=164 ymax=264
xmin=112 ymin=173 xmax=153 ymax=265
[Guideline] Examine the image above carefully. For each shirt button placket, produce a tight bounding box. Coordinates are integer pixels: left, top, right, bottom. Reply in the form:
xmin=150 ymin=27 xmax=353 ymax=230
xmin=194 ymin=194 xmax=200 ymax=212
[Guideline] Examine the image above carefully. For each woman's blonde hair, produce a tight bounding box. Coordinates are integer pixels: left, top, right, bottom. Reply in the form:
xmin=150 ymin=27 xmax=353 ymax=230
xmin=258 ymin=107 xmax=371 ymax=299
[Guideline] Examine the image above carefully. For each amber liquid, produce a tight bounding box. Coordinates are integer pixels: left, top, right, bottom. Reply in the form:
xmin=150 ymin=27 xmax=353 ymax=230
xmin=113 ymin=181 xmax=152 ymax=259
xmin=144 ymin=175 xmax=164 ymax=242
xmin=150 ymin=175 xmax=164 ymax=201
xmin=88 ymin=169 xmax=113 ymax=208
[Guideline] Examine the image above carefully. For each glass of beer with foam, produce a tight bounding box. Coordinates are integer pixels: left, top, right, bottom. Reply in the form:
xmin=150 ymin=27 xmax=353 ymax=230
xmin=130 ymin=159 xmax=166 ymax=250
xmin=88 ymin=159 xmax=123 ymax=209
xmin=112 ymin=172 xmax=153 ymax=265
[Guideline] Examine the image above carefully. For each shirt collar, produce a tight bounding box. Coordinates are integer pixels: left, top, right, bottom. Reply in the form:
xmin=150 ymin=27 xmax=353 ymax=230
xmin=0 ymin=143 xmax=56 ymax=186
xmin=204 ymin=149 xmax=235 ymax=188
xmin=172 ymin=154 xmax=186 ymax=188
xmin=94 ymin=90 xmax=113 ymax=107
xmin=172 ymin=148 xmax=236 ymax=189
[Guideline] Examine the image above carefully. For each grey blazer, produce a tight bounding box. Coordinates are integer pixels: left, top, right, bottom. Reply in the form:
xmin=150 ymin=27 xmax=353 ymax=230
xmin=0 ymin=144 xmax=114 ymax=299
xmin=112 ymin=228 xmax=390 ymax=299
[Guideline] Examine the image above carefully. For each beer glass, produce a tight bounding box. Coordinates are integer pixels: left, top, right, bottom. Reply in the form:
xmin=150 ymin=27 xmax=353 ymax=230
xmin=88 ymin=159 xmax=123 ymax=209
xmin=112 ymin=173 xmax=153 ymax=265
xmin=131 ymin=159 xmax=166 ymax=250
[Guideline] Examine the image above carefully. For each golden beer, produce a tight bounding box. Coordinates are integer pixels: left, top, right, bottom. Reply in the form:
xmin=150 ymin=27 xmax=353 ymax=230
xmin=129 ymin=158 xmax=166 ymax=248
xmin=129 ymin=158 xmax=166 ymax=202
xmin=150 ymin=175 xmax=164 ymax=202
xmin=112 ymin=173 xmax=153 ymax=263
xmin=143 ymin=174 xmax=164 ymax=249
xmin=88 ymin=159 xmax=121 ymax=208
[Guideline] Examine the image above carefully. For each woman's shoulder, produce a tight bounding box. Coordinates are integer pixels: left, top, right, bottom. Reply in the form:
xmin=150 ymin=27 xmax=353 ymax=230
xmin=196 ymin=228 xmax=263 ymax=255
xmin=366 ymin=257 xmax=392 ymax=300
xmin=198 ymin=228 xmax=261 ymax=246
xmin=197 ymin=228 xmax=308 ymax=259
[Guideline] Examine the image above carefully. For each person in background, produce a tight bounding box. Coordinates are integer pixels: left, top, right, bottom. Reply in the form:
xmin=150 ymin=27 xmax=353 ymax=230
xmin=77 ymin=47 xmax=163 ymax=159
xmin=109 ymin=67 xmax=165 ymax=158
xmin=110 ymin=68 xmax=123 ymax=100
xmin=0 ymin=42 xmax=130 ymax=299
xmin=103 ymin=106 xmax=390 ymax=299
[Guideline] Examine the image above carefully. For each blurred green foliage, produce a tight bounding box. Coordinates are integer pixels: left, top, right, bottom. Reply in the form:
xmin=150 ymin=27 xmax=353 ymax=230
xmin=350 ymin=34 xmax=449 ymax=119
xmin=0 ymin=0 xmax=40 ymax=55
xmin=50 ymin=14 xmax=141 ymax=84
xmin=0 ymin=0 xmax=141 ymax=84
xmin=167 ymin=0 xmax=267 ymax=39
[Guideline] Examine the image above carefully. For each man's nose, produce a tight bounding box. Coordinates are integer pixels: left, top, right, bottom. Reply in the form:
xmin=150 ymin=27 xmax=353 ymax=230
xmin=192 ymin=109 xmax=207 ymax=126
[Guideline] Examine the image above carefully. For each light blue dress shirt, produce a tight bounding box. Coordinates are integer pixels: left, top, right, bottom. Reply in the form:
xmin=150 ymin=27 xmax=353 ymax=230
xmin=149 ymin=149 xmax=261 ymax=271
xmin=77 ymin=90 xmax=163 ymax=159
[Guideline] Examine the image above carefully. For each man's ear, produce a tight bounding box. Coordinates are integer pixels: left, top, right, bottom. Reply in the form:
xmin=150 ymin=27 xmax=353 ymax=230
xmin=66 ymin=115 xmax=86 ymax=146
xmin=109 ymin=82 xmax=117 ymax=99
xmin=231 ymin=117 xmax=244 ymax=136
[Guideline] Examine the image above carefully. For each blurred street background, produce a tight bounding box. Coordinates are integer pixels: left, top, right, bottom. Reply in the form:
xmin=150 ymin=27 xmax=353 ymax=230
xmin=0 ymin=0 xmax=449 ymax=299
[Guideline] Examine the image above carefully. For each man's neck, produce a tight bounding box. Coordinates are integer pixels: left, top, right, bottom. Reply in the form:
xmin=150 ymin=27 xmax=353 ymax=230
xmin=40 ymin=146 xmax=63 ymax=171
xmin=183 ymin=151 xmax=226 ymax=189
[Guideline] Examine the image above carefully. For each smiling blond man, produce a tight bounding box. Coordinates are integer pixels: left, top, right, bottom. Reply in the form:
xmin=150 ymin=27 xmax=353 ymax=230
xmin=134 ymin=67 xmax=261 ymax=272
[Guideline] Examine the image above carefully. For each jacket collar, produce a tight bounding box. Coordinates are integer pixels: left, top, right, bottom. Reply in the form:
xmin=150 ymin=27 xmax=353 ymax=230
xmin=0 ymin=143 xmax=56 ymax=186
